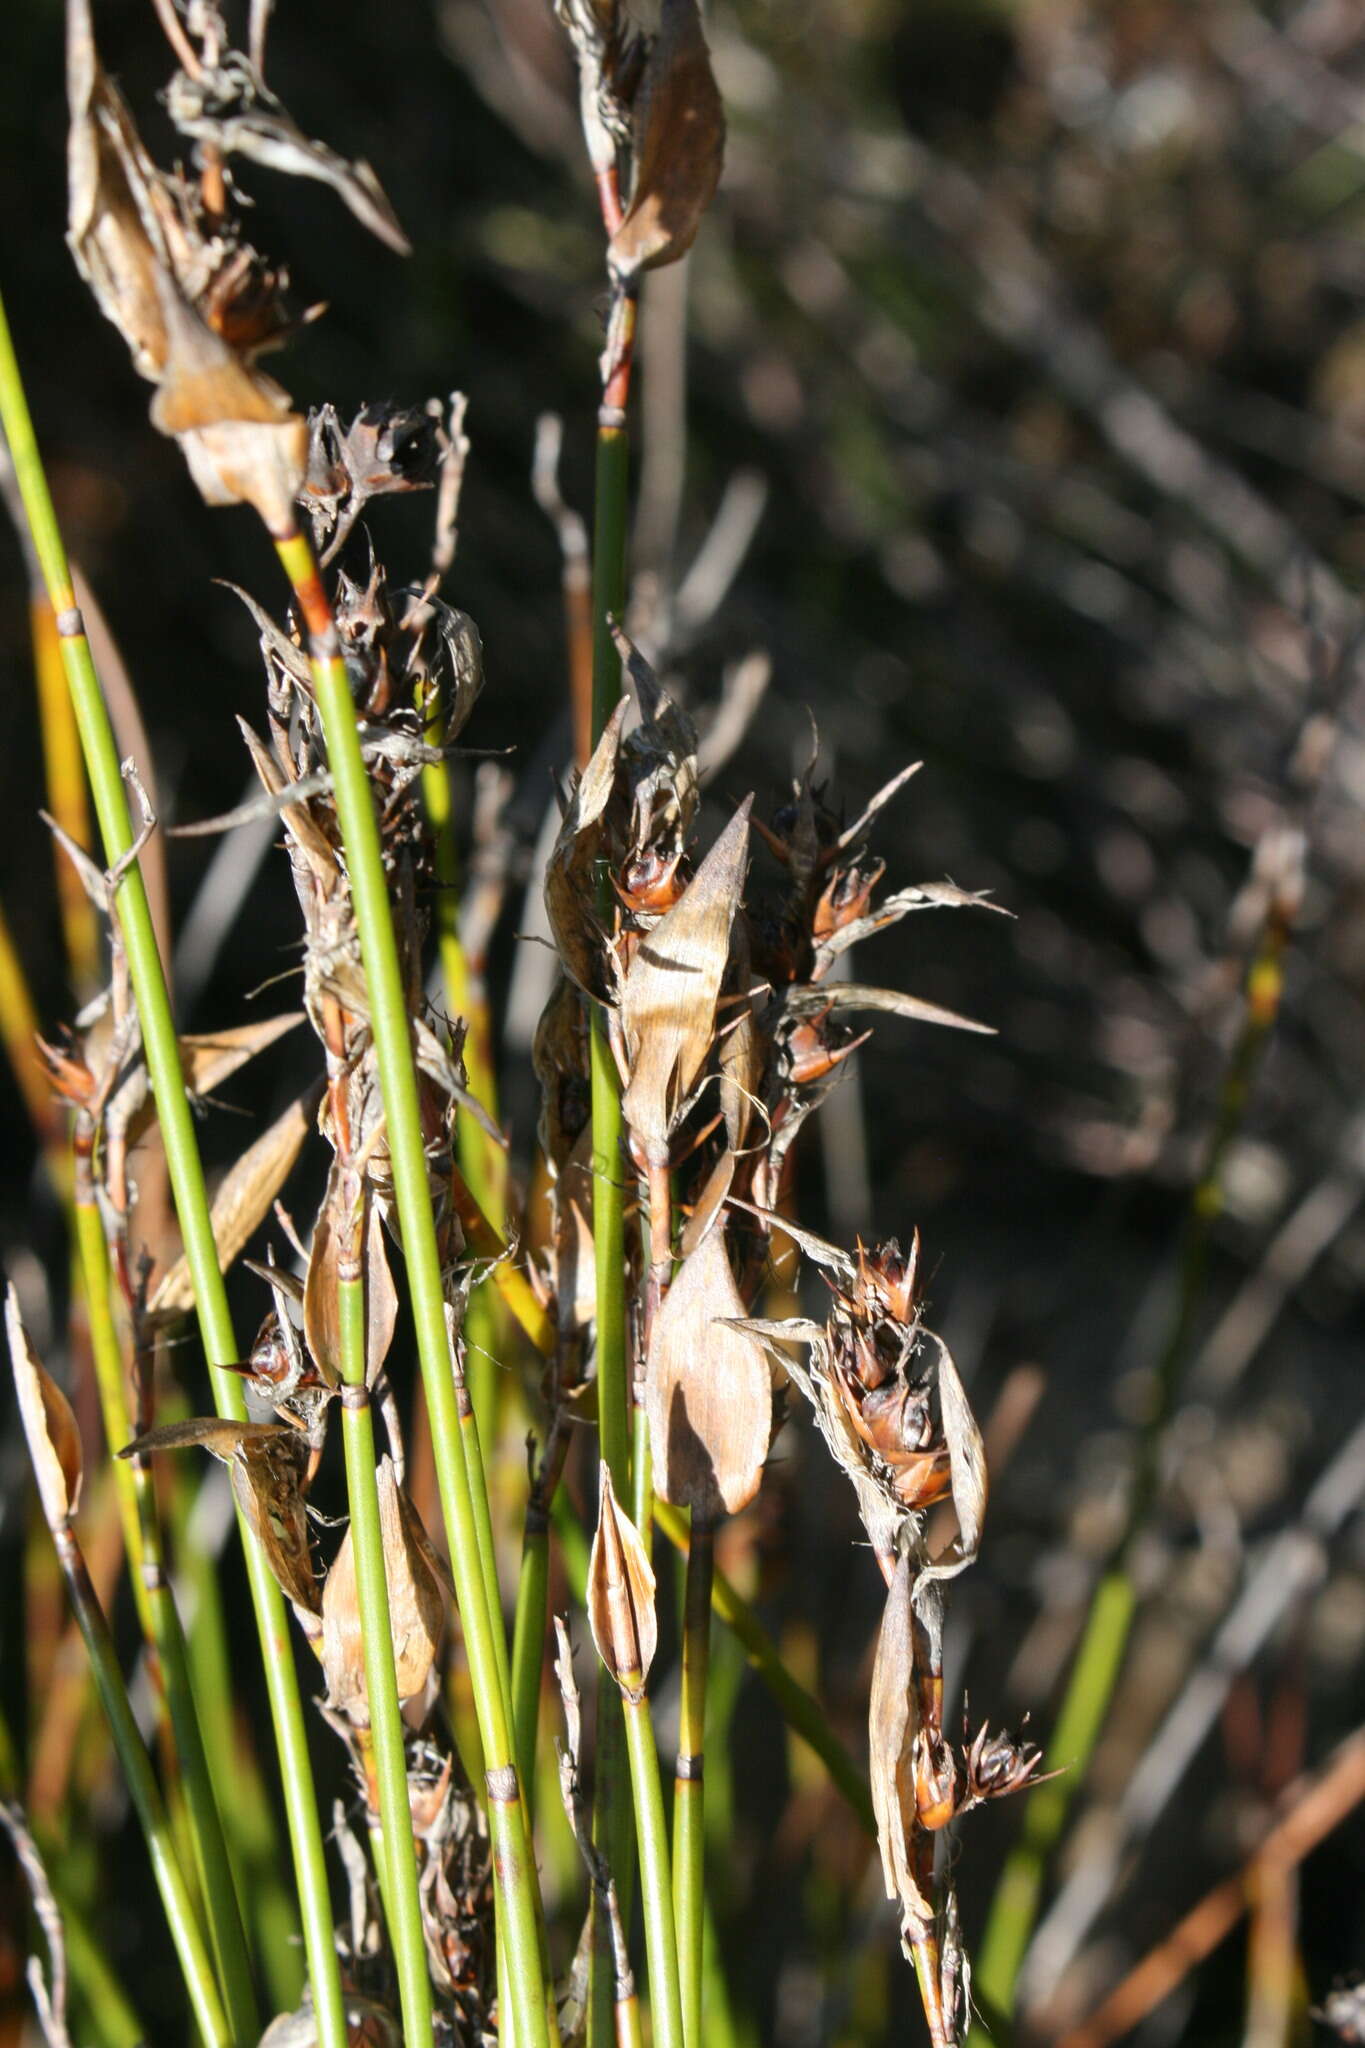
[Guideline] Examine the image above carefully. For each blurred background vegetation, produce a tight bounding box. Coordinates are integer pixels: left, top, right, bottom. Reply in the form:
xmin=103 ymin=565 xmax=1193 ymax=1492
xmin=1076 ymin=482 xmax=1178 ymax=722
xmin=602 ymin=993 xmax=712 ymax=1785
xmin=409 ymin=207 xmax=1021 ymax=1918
xmin=3 ymin=0 xmax=1365 ymax=2041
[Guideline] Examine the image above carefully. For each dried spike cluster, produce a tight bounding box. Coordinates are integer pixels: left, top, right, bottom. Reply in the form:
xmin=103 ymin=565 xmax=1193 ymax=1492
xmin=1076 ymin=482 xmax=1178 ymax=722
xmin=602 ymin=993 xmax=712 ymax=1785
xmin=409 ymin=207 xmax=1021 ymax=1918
xmin=544 ymin=629 xmax=1024 ymax=2042
xmin=747 ymin=1231 xmax=1043 ymax=2045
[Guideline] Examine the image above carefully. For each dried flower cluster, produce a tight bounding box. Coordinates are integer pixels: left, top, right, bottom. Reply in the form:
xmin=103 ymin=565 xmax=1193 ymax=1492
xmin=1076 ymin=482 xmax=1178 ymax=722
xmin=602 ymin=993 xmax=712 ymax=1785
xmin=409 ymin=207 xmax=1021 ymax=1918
xmin=541 ymin=624 xmax=1031 ymax=2037
xmin=3 ymin=3 xmax=1035 ymax=2044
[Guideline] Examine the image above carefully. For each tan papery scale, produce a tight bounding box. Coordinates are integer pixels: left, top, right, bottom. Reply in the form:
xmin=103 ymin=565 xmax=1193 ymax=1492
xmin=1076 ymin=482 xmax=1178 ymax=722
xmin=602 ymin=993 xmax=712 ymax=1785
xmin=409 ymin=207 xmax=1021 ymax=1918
xmin=645 ymin=1221 xmax=770 ymax=1520
xmin=321 ymin=1458 xmax=447 ymax=1726
xmin=150 ymin=1085 xmax=318 ymax=1318
xmin=6 ymin=1287 xmax=84 ymax=1529
xmin=587 ymin=1464 xmax=657 ymax=1701
xmin=303 ymin=1162 xmax=399 ymax=1390
xmin=619 ymin=797 xmax=752 ymax=1161
xmin=607 ymin=0 xmax=725 ymax=283
xmin=66 ymin=0 xmax=309 ymax=528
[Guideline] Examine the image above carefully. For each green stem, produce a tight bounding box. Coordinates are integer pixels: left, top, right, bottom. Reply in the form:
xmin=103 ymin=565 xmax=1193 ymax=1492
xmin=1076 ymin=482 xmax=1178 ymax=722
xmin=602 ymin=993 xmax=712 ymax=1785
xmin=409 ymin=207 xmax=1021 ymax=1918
xmin=276 ymin=530 xmax=550 ymax=2048
xmin=621 ymin=1692 xmax=685 ymax=2048
xmin=54 ymin=1524 xmax=230 ymax=2048
xmin=421 ymin=688 xmax=504 ymax=1439
xmin=674 ymin=1518 xmax=712 ymax=2048
xmin=0 ymin=292 xmax=346 ymax=2048
xmin=972 ymin=912 xmax=1291 ymax=2031
xmin=74 ymin=1196 xmax=258 ymax=2043
xmin=173 ymin=1460 xmax=300 ymax=2012
xmin=511 ymin=1492 xmax=551 ymax=1825
xmin=653 ymin=1502 xmax=874 ymax=1835
xmin=455 ymin=1356 xmax=515 ymax=1725
xmin=337 ymin=1265 xmax=436 ymax=2048
xmin=631 ymin=1391 xmax=653 ymax=1560
xmin=588 ymin=410 xmax=635 ymax=2048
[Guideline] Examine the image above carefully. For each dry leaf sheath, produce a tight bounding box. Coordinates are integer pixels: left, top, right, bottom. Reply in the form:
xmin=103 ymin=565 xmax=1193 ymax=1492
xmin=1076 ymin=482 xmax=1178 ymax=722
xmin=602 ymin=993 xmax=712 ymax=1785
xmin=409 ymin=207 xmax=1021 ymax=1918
xmin=588 ymin=1465 xmax=658 ymax=1702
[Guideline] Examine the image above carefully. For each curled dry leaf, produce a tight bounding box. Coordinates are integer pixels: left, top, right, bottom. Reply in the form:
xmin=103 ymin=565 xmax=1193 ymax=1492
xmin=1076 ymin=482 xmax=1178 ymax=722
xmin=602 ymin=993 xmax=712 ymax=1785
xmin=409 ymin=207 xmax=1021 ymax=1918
xmin=928 ymin=1335 xmax=988 ymax=1577
xmin=66 ymin=0 xmax=309 ymax=529
xmin=164 ymin=54 xmax=410 ymax=256
xmin=555 ymin=0 xmax=637 ymax=185
xmin=151 ymin=1085 xmax=318 ymax=1318
xmin=322 ymin=1458 xmax=447 ymax=1726
xmin=121 ymin=1415 xmax=319 ymax=1615
xmin=812 ymin=881 xmax=1010 ymax=979
xmin=620 ymin=798 xmax=751 ymax=1161
xmin=303 ymin=1163 xmax=399 ymax=1389
xmin=587 ymin=1464 xmax=657 ymax=1700
xmin=66 ymin=0 xmax=177 ymax=380
xmin=608 ymin=0 xmax=725 ymax=283
xmin=6 ymin=1287 xmax=83 ymax=1528
xmin=868 ymin=1551 xmax=926 ymax=1933
xmin=784 ymin=981 xmax=995 ymax=1037
xmin=646 ymin=1222 xmax=770 ymax=1519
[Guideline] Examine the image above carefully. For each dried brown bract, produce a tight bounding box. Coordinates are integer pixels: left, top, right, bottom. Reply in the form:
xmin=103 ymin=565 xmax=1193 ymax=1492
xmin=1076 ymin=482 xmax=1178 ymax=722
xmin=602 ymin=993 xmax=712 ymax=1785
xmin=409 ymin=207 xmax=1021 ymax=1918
xmin=728 ymin=753 xmax=1005 ymax=1219
xmin=607 ymin=0 xmax=725 ymax=284
xmin=120 ymin=1415 xmax=319 ymax=1618
xmin=66 ymin=0 xmax=306 ymax=525
xmin=645 ymin=1216 xmax=770 ymax=1520
xmin=162 ymin=50 xmax=409 ymax=255
xmin=7 ymin=1288 xmax=83 ymax=1531
xmin=587 ymin=1464 xmax=657 ymax=1700
xmin=556 ymin=0 xmax=724 ymax=283
xmin=321 ymin=1458 xmax=447 ymax=1726
xmin=150 ymin=1085 xmax=318 ymax=1319
xmin=749 ymin=1230 xmax=986 ymax=1580
xmin=619 ymin=797 xmax=751 ymax=1165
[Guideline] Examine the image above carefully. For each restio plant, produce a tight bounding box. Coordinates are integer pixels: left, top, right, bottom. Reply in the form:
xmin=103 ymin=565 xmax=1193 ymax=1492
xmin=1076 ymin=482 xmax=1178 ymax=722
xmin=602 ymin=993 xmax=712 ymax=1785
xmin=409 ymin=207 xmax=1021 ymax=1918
xmin=0 ymin=4 xmax=1036 ymax=2043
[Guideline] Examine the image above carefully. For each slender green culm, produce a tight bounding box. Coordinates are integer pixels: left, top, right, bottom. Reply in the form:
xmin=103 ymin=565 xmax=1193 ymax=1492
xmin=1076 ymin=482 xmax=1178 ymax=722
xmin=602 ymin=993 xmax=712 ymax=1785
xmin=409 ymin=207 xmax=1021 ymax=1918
xmin=420 ymin=681 xmax=505 ymax=1438
xmin=336 ymin=1264 xmax=436 ymax=2048
xmin=587 ymin=408 xmax=636 ymax=2048
xmin=275 ymin=527 xmax=551 ymax=2048
xmin=52 ymin=1526 xmax=231 ymax=2048
xmin=674 ymin=1517 xmax=713 ymax=2048
xmin=0 ymin=287 xmax=347 ymax=2048
xmin=622 ymin=1693 xmax=686 ymax=2048
xmin=74 ymin=1196 xmax=258 ymax=2044
xmin=174 ymin=1460 xmax=302 ymax=2013
xmin=511 ymin=1492 xmax=551 ymax=1821
xmin=654 ymin=1501 xmax=875 ymax=1835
